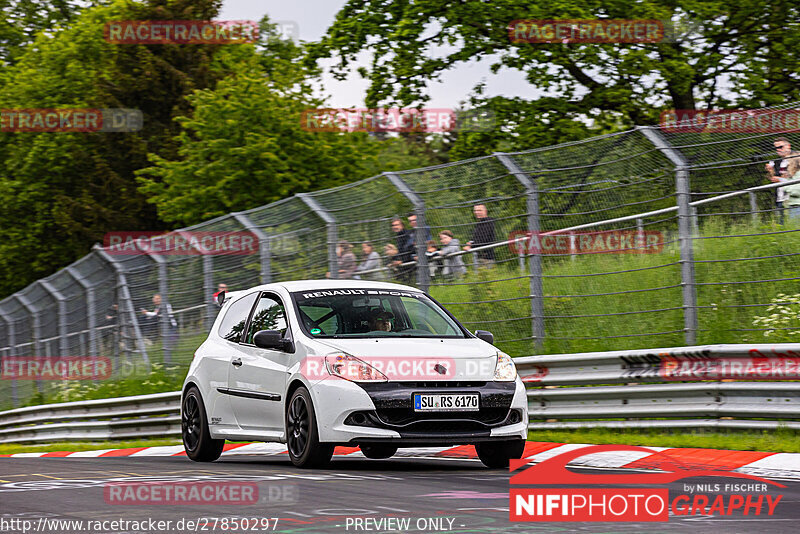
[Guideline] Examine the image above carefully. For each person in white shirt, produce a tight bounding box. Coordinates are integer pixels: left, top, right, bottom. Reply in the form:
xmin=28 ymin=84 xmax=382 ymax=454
xmin=766 ymin=137 xmax=798 ymax=224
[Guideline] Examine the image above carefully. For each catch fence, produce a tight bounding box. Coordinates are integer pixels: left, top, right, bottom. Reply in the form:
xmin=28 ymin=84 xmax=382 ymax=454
xmin=2 ymin=104 xmax=800 ymax=409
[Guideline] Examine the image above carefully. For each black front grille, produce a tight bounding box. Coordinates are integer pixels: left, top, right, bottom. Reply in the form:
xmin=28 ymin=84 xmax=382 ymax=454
xmin=376 ymin=407 xmax=509 ymax=426
xmin=395 ymin=381 xmax=488 ymax=388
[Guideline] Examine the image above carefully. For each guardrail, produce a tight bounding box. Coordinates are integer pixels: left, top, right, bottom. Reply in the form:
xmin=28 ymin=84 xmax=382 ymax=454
xmin=1 ymin=343 xmax=798 ymax=443
xmin=0 ymin=391 xmax=181 ymax=443
xmin=517 ymin=343 xmax=800 ymax=430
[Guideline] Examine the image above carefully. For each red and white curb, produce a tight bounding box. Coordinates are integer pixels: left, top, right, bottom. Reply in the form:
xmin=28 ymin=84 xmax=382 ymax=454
xmin=3 ymin=442 xmax=800 ymax=479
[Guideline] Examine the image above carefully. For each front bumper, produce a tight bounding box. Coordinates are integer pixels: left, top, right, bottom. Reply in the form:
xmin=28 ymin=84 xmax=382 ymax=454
xmin=336 ymin=379 xmax=528 ymax=446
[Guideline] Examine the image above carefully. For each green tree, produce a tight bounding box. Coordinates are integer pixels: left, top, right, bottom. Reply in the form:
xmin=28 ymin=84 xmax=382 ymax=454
xmin=136 ymin=46 xmax=382 ymax=226
xmin=309 ymin=0 xmax=800 ymax=156
xmin=0 ymin=0 xmax=227 ymax=295
xmin=0 ymin=0 xmax=85 ymax=65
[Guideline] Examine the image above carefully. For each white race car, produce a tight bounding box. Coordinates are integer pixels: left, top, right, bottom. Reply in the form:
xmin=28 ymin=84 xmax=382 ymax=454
xmin=181 ymin=280 xmax=527 ymax=468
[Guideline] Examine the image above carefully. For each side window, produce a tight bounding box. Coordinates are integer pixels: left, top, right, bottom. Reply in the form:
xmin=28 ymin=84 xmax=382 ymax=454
xmin=217 ymin=292 xmax=258 ymax=342
xmin=244 ymin=293 xmax=288 ymax=344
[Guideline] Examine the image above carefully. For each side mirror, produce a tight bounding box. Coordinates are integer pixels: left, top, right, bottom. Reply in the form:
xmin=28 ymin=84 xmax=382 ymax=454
xmin=475 ymin=330 xmax=494 ymax=345
xmin=216 ymin=291 xmax=226 ymax=306
xmin=253 ymin=330 xmax=294 ymax=352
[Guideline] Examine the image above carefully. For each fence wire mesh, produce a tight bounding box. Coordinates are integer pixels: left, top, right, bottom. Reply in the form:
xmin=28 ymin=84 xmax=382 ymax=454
xmin=3 ymin=103 xmax=800 ymax=409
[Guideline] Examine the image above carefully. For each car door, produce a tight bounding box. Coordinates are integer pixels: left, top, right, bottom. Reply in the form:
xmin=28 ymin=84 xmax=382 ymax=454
xmin=227 ymin=292 xmax=292 ymax=432
xmin=210 ymin=291 xmax=259 ymax=430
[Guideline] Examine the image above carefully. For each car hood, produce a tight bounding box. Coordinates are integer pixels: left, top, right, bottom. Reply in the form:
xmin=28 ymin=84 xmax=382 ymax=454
xmin=307 ymin=337 xmax=499 ymax=381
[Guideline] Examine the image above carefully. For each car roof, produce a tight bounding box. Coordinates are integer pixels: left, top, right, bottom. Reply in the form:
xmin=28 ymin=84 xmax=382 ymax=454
xmin=248 ymin=279 xmax=422 ymax=293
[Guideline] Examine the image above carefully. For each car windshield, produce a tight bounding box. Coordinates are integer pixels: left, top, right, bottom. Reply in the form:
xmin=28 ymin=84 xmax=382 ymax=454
xmin=291 ymin=288 xmax=467 ymax=338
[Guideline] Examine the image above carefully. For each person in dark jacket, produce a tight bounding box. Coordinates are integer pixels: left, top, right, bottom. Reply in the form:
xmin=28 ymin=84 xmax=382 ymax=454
xmin=391 ymin=217 xmax=415 ymax=283
xmin=463 ymin=203 xmax=496 ymax=265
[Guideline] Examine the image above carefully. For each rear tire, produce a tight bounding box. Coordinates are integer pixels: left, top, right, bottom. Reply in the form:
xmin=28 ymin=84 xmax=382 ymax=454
xmin=360 ymin=444 xmax=398 ymax=459
xmin=286 ymin=387 xmax=334 ymax=468
xmin=182 ymin=386 xmax=224 ymax=462
xmin=476 ymin=440 xmax=525 ymax=468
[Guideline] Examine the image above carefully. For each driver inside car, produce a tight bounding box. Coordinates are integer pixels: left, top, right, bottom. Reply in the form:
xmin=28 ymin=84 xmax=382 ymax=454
xmin=369 ymin=309 xmax=394 ymax=332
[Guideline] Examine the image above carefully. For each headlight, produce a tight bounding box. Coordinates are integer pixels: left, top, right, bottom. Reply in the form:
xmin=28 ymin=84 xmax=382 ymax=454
xmin=325 ymin=353 xmax=388 ymax=382
xmin=493 ymin=352 xmax=517 ymax=381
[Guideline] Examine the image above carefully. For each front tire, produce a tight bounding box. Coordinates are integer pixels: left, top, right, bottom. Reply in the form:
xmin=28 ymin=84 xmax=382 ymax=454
xmin=182 ymin=386 xmax=224 ymax=462
xmin=286 ymin=387 xmax=334 ymax=468
xmin=360 ymin=444 xmax=398 ymax=459
xmin=476 ymin=440 xmax=525 ymax=468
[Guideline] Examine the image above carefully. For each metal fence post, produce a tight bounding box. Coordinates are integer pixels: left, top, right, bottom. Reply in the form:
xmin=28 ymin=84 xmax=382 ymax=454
xmin=93 ymin=246 xmax=150 ymax=365
xmin=297 ymin=193 xmax=339 ymax=279
xmin=384 ymin=172 xmax=430 ymax=291
xmin=638 ymin=126 xmax=697 ymax=345
xmin=174 ymin=230 xmax=217 ymax=332
xmin=749 ymin=192 xmax=758 ymax=224
xmin=65 ymin=267 xmax=98 ymax=358
xmin=39 ymin=280 xmax=69 ymax=358
xmin=495 ymin=152 xmax=545 ymax=351
xmin=678 ymin=168 xmax=698 ymax=344
xmin=232 ymin=212 xmax=272 ymax=285
xmin=0 ymin=304 xmax=18 ymax=407
xmin=15 ymin=293 xmax=43 ymax=394
xmin=636 ymin=218 xmax=645 ymax=251
xmin=146 ymin=250 xmax=172 ymax=364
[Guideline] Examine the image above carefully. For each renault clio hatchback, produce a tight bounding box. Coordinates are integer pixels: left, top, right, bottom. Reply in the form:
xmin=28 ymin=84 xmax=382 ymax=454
xmin=181 ymin=280 xmax=527 ymax=468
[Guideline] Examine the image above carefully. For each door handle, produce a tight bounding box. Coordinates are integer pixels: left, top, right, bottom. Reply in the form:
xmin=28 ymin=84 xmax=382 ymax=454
xmin=231 ymin=358 xmax=242 ymax=368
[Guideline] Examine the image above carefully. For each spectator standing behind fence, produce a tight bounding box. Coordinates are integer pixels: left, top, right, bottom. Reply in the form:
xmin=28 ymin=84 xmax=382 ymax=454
xmin=407 ymin=213 xmax=432 ymax=251
xmin=781 ymin=157 xmax=800 ymax=220
xmin=336 ymin=241 xmax=357 ymax=279
xmin=354 ymin=242 xmax=384 ymax=280
xmin=391 ymin=217 xmax=415 ymax=283
xmin=140 ymin=294 xmax=177 ymax=347
xmin=463 ymin=203 xmax=496 ymax=266
xmin=105 ymin=303 xmax=118 ymax=326
xmin=438 ymin=230 xmax=467 ymax=277
xmin=766 ymin=137 xmax=798 ymax=224
xmin=383 ymin=243 xmax=400 ymax=278
xmin=425 ymin=240 xmax=441 ymax=278
xmin=212 ymin=283 xmax=228 ymax=306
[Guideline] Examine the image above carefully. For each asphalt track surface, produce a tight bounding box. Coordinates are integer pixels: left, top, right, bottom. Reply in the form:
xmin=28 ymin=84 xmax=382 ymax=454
xmin=1 ymin=455 xmax=799 ymax=534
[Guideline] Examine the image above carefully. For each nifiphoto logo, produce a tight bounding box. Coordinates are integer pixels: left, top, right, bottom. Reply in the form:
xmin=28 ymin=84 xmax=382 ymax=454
xmin=104 ymin=20 xmax=259 ymax=44
xmin=509 ymin=444 xmax=786 ymax=523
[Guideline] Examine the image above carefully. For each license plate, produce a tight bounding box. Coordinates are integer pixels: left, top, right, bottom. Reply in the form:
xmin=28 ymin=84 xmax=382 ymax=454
xmin=413 ymin=393 xmax=479 ymax=412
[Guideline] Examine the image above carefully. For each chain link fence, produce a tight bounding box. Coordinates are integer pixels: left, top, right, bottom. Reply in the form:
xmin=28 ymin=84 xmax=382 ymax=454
xmin=2 ymin=104 xmax=800 ymax=409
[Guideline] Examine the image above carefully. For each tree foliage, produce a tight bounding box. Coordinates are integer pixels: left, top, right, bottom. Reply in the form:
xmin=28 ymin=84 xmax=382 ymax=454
xmin=136 ymin=23 xmax=382 ymax=226
xmin=309 ymin=0 xmax=800 ymax=156
xmin=0 ymin=0 xmax=227 ymax=295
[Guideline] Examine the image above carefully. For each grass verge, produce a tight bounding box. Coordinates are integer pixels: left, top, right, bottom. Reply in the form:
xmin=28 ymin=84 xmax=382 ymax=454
xmin=528 ymin=428 xmax=800 ymax=453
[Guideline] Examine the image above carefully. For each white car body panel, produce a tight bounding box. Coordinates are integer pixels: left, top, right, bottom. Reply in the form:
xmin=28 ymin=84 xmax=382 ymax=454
xmin=183 ymin=280 xmax=528 ymax=445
